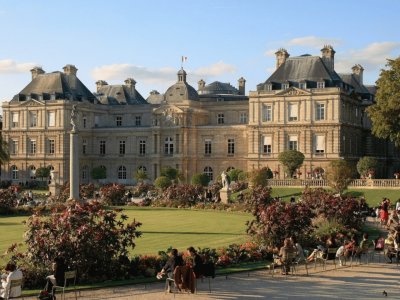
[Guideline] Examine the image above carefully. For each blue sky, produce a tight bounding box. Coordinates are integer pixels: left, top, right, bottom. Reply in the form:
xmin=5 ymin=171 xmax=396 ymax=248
xmin=0 ymin=0 xmax=399 ymax=106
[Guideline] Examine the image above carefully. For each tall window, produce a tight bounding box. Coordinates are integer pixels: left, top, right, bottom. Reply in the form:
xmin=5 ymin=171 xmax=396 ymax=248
xmin=116 ymin=116 xmax=122 ymax=127
xmin=100 ymin=140 xmax=106 ymax=155
xmin=11 ymin=112 xmax=19 ymax=128
xmin=263 ymin=136 xmax=272 ymax=154
xmin=47 ymin=111 xmax=55 ymax=127
xmin=228 ymin=139 xmax=235 ymax=155
xmin=83 ymin=116 xmax=87 ymax=128
xmin=217 ymin=113 xmax=224 ymax=124
xmin=94 ymin=115 xmax=100 ymax=127
xmin=315 ymin=135 xmax=325 ymax=154
xmin=239 ymin=112 xmax=247 ymax=124
xmin=263 ymin=105 xmax=272 ymax=122
xmin=316 ymin=103 xmax=325 ymax=121
xmin=204 ymin=166 xmax=213 ymax=181
xmin=138 ymin=166 xmax=147 ymax=174
xmin=135 ymin=116 xmax=142 ymax=126
xmin=205 ymin=139 xmax=212 ymax=155
xmin=299 ymin=82 xmax=306 ymax=89
xmin=164 ymin=137 xmax=174 ymax=155
xmin=119 ymin=140 xmax=126 ymax=155
xmin=317 ymin=81 xmax=325 ymax=89
xmin=48 ymin=139 xmax=55 ymax=154
xmin=288 ymin=135 xmax=298 ymax=150
xmin=288 ymin=103 xmax=298 ymax=121
xmin=82 ymin=139 xmax=87 ymax=154
xmin=29 ymin=166 xmax=36 ymax=179
xmin=82 ymin=165 xmax=88 ymax=180
xmin=30 ymin=139 xmax=37 ymax=154
xmin=11 ymin=140 xmax=18 ymax=155
xmin=29 ymin=112 xmax=37 ymax=127
xmin=139 ymin=140 xmax=146 ymax=155
xmin=118 ymin=166 xmax=127 ymax=179
xmin=11 ymin=165 xmax=18 ymax=180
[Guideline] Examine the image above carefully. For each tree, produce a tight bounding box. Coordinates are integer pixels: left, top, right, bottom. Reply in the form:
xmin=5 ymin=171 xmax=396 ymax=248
xmin=134 ymin=169 xmax=148 ymax=183
xmin=191 ymin=173 xmax=210 ymax=187
xmin=0 ymin=135 xmax=10 ymax=165
xmin=357 ymin=156 xmax=379 ymax=178
xmin=248 ymin=167 xmax=273 ymax=187
xmin=154 ymin=176 xmax=172 ymax=190
xmin=278 ymin=150 xmax=305 ymax=178
xmin=227 ymin=168 xmax=244 ymax=182
xmin=367 ymin=57 xmax=400 ymax=146
xmin=91 ymin=166 xmax=106 ymax=181
xmin=326 ymin=160 xmax=355 ymax=194
xmin=35 ymin=167 xmax=50 ymax=182
xmin=160 ymin=167 xmax=179 ymax=181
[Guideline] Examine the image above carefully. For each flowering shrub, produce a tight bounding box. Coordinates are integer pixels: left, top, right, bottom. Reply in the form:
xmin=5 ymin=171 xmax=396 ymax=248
xmin=0 ymin=187 xmax=18 ymax=213
xmin=79 ymin=183 xmax=96 ymax=199
xmin=229 ymin=181 xmax=248 ymax=193
xmin=158 ymin=184 xmax=204 ymax=207
xmin=243 ymin=185 xmax=273 ymax=213
xmin=100 ymin=183 xmax=126 ymax=205
xmin=132 ymin=183 xmax=155 ymax=197
xmin=131 ymin=255 xmax=162 ymax=277
xmin=24 ymin=200 xmax=142 ymax=281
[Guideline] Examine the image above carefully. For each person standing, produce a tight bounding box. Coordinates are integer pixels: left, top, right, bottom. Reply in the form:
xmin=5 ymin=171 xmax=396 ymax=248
xmin=187 ymin=247 xmax=203 ymax=278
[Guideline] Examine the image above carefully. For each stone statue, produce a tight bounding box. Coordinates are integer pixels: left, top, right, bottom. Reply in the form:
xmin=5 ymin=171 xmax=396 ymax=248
xmin=70 ymin=104 xmax=77 ymax=131
xmin=221 ymin=171 xmax=229 ymax=189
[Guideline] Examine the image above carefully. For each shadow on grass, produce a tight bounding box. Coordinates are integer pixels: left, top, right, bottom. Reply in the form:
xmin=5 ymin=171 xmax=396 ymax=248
xmin=141 ymin=231 xmax=244 ymax=236
xmin=0 ymin=222 xmax=24 ymax=226
xmin=345 ymin=191 xmax=364 ymax=197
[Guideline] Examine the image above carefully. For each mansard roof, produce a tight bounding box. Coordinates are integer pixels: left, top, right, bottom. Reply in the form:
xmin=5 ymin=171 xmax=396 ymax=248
xmin=12 ymin=71 xmax=96 ymax=102
xmin=338 ymin=73 xmax=370 ymax=95
xmin=164 ymin=68 xmax=199 ymax=102
xmin=200 ymin=81 xmax=239 ymax=95
xmin=96 ymin=85 xmax=147 ymax=105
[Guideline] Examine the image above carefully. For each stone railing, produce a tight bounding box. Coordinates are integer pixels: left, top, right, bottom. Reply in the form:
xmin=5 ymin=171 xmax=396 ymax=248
xmin=266 ymin=179 xmax=400 ymax=189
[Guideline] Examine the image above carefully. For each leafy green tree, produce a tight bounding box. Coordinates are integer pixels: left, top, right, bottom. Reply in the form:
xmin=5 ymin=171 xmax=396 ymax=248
xmin=227 ymin=168 xmax=244 ymax=182
xmin=154 ymin=176 xmax=172 ymax=190
xmin=326 ymin=160 xmax=355 ymax=194
xmin=357 ymin=156 xmax=379 ymax=178
xmin=91 ymin=166 xmax=106 ymax=181
xmin=0 ymin=136 xmax=10 ymax=164
xmin=191 ymin=173 xmax=210 ymax=187
xmin=278 ymin=150 xmax=305 ymax=178
xmin=161 ymin=167 xmax=179 ymax=181
xmin=134 ymin=169 xmax=148 ymax=183
xmin=35 ymin=167 xmax=50 ymax=181
xmin=367 ymin=57 xmax=400 ymax=146
xmin=248 ymin=167 xmax=273 ymax=187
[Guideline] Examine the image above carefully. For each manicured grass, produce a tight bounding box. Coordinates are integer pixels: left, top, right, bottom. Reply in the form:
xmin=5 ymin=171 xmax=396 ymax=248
xmin=271 ymin=187 xmax=400 ymax=207
xmin=0 ymin=207 xmax=251 ymax=263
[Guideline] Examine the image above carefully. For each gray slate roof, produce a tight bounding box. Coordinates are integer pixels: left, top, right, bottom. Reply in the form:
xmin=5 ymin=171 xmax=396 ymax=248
xmin=96 ymin=85 xmax=147 ymax=105
xmin=199 ymin=81 xmax=239 ymax=95
xmin=146 ymin=90 xmax=164 ymax=104
xmin=338 ymin=73 xmax=370 ymax=94
xmin=12 ymin=72 xmax=96 ymax=102
xmin=164 ymin=68 xmax=199 ymax=102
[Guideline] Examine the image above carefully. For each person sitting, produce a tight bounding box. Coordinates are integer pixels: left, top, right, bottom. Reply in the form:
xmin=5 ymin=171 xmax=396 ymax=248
xmin=336 ymin=241 xmax=348 ymax=266
xmin=290 ymin=236 xmax=305 ymax=261
xmin=0 ymin=261 xmax=23 ymax=299
xmin=387 ymin=210 xmax=399 ymax=229
xmin=45 ymin=256 xmax=66 ymax=294
xmin=356 ymin=233 xmax=373 ymax=258
xmin=279 ymin=238 xmax=296 ymax=275
xmin=186 ymin=247 xmax=203 ymax=278
xmin=157 ymin=249 xmax=184 ymax=292
xmin=344 ymin=235 xmax=358 ymax=259
xmin=384 ymin=235 xmax=396 ymax=263
xmin=374 ymin=236 xmax=385 ymax=251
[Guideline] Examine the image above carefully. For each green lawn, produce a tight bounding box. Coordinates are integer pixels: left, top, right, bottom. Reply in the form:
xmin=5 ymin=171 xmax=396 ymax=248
xmin=271 ymin=187 xmax=400 ymax=207
xmin=0 ymin=207 xmax=251 ymax=261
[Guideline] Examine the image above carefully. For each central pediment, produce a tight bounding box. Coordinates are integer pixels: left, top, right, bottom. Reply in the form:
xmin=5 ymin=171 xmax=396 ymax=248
xmin=275 ymin=87 xmax=312 ymax=96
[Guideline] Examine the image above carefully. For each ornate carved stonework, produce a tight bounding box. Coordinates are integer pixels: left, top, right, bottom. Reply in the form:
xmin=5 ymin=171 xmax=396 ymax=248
xmin=277 ymin=87 xmax=311 ymax=96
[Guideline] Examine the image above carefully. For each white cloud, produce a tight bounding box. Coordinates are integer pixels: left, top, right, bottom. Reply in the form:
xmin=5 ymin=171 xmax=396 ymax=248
xmin=0 ymin=59 xmax=37 ymax=74
xmin=91 ymin=61 xmax=236 ymax=85
xmin=335 ymin=42 xmax=400 ymax=73
xmin=286 ymin=36 xmax=342 ymax=48
xmin=264 ymin=49 xmax=277 ymax=57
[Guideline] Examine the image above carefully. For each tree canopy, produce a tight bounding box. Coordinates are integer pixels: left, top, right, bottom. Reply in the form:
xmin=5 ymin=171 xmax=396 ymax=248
xmin=367 ymin=57 xmax=400 ymax=146
xmin=35 ymin=167 xmax=50 ymax=180
xmin=0 ymin=136 xmax=10 ymax=165
xmin=91 ymin=166 xmax=107 ymax=180
xmin=326 ymin=160 xmax=355 ymax=194
xmin=356 ymin=156 xmax=378 ymax=178
xmin=278 ymin=150 xmax=305 ymax=177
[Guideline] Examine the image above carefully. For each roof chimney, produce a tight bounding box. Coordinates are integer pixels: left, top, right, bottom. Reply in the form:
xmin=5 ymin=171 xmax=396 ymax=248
xmin=320 ymin=45 xmax=335 ymax=72
xmin=95 ymin=80 xmax=108 ymax=92
xmin=63 ymin=64 xmax=78 ymax=76
xmin=198 ymin=79 xmax=206 ymax=92
xmin=275 ymin=48 xmax=289 ymax=69
xmin=124 ymin=78 xmax=137 ymax=97
xmin=351 ymin=64 xmax=364 ymax=85
xmin=238 ymin=77 xmax=246 ymax=95
xmin=30 ymin=66 xmax=45 ymax=80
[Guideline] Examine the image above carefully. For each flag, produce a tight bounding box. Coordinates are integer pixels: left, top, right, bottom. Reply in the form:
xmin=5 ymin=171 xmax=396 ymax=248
xmin=181 ymin=56 xmax=187 ymax=63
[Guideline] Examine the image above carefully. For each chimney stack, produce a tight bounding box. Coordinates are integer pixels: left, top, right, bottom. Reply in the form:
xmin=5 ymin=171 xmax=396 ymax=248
xmin=95 ymin=80 xmax=108 ymax=92
xmin=63 ymin=64 xmax=78 ymax=76
xmin=275 ymin=48 xmax=289 ymax=69
xmin=30 ymin=66 xmax=45 ymax=79
xmin=124 ymin=78 xmax=137 ymax=97
xmin=320 ymin=45 xmax=335 ymax=72
xmin=351 ymin=64 xmax=364 ymax=85
xmin=198 ymin=79 xmax=206 ymax=92
xmin=238 ymin=77 xmax=246 ymax=95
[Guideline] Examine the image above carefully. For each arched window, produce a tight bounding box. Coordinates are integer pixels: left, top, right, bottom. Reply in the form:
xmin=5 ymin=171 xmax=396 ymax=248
xmin=138 ymin=166 xmax=147 ymax=174
xmin=118 ymin=165 xmax=127 ymax=179
xmin=204 ymin=166 xmax=213 ymax=181
xmin=11 ymin=165 xmax=18 ymax=180
xmin=227 ymin=166 xmax=235 ymax=172
xmin=164 ymin=137 xmax=174 ymax=155
xmin=82 ymin=165 xmax=88 ymax=180
xmin=99 ymin=165 xmax=107 ymax=178
xmin=29 ymin=165 xmax=36 ymax=179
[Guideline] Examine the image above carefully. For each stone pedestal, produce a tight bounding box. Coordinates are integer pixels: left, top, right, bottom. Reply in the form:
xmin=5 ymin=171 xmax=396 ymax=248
xmin=69 ymin=130 xmax=80 ymax=200
xmin=48 ymin=171 xmax=60 ymax=197
xmin=219 ymin=188 xmax=231 ymax=204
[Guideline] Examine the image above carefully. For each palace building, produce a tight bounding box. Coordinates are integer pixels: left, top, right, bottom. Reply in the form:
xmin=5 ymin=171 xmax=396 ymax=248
xmin=1 ymin=46 xmax=398 ymax=185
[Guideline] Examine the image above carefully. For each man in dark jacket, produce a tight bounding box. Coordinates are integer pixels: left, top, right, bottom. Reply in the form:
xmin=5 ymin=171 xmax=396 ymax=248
xmin=157 ymin=249 xmax=183 ymax=292
xmin=187 ymin=246 xmax=203 ymax=278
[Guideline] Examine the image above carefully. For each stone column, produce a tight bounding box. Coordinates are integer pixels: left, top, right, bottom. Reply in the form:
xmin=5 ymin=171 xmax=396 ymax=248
xmin=69 ymin=130 xmax=79 ymax=200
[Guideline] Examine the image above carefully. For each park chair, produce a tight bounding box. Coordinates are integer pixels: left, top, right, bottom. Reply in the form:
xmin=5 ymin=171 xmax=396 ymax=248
xmin=52 ymin=270 xmax=77 ymax=300
xmin=5 ymin=278 xmax=24 ymax=300
xmin=200 ymin=262 xmax=215 ymax=293
xmin=292 ymin=255 xmax=309 ymax=276
xmin=316 ymin=248 xmax=339 ymax=270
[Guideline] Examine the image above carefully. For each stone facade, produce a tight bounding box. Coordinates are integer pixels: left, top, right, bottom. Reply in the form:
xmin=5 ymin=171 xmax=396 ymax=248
xmin=1 ymin=47 xmax=399 ymax=185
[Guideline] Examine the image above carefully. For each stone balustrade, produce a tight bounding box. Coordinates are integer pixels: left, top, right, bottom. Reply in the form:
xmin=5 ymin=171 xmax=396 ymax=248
xmin=266 ymin=179 xmax=400 ymax=189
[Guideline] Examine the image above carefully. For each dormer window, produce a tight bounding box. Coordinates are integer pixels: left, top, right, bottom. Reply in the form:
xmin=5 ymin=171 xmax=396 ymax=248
xmin=266 ymin=83 xmax=272 ymax=91
xmin=317 ymin=81 xmax=325 ymax=89
xmin=299 ymin=82 xmax=307 ymax=89
xmin=282 ymin=83 xmax=289 ymax=90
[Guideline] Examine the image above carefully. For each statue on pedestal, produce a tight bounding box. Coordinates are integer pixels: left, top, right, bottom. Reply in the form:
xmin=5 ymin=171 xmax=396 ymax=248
xmin=70 ymin=104 xmax=77 ymax=132
xmin=221 ymin=171 xmax=229 ymax=189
